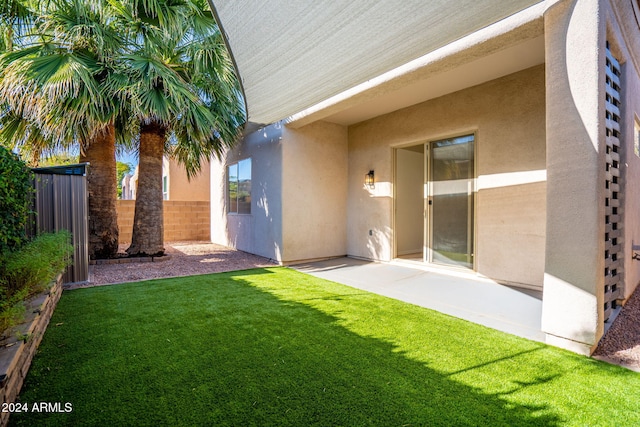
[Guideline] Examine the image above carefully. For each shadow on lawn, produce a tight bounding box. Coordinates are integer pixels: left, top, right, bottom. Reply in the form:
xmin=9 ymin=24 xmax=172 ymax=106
xmin=14 ymin=268 xmax=569 ymax=426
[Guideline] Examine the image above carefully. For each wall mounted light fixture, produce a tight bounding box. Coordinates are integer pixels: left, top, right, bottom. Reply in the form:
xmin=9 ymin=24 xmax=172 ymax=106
xmin=365 ymin=170 xmax=375 ymax=188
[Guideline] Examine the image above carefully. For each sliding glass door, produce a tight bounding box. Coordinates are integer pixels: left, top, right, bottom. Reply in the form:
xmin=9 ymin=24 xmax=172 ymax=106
xmin=425 ymin=135 xmax=474 ymax=268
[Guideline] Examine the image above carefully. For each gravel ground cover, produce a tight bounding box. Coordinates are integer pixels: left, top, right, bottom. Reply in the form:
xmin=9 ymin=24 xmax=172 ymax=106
xmin=75 ymin=241 xmax=640 ymax=371
xmin=75 ymin=241 xmax=277 ymax=289
xmin=593 ymin=288 xmax=640 ymax=371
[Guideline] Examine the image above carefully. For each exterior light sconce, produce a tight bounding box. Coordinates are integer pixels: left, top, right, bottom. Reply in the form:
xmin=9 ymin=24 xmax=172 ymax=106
xmin=365 ymin=170 xmax=375 ymax=189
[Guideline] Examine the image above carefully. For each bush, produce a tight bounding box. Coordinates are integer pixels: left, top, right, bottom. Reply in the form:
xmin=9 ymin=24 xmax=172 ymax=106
xmin=0 ymin=231 xmax=73 ymax=332
xmin=1 ymin=230 xmax=73 ymax=294
xmin=0 ymin=146 xmax=34 ymax=255
xmin=0 ymin=288 xmax=29 ymax=335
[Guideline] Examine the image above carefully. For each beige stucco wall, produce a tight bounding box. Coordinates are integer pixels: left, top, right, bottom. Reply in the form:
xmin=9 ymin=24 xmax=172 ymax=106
xmin=167 ymin=159 xmax=210 ymax=202
xmin=210 ymin=124 xmax=285 ymax=262
xmin=541 ymin=0 xmax=640 ymax=354
xmin=541 ymin=1 xmax=603 ymax=354
xmin=348 ymin=65 xmax=547 ymax=288
xmin=118 ymin=123 xmax=343 ymax=260
xmin=281 ymin=121 xmax=348 ymax=263
xmin=209 ymin=121 xmax=348 ymax=264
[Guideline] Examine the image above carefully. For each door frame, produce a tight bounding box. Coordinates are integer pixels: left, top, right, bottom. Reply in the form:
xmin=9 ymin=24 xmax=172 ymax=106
xmin=392 ymin=132 xmax=478 ymax=271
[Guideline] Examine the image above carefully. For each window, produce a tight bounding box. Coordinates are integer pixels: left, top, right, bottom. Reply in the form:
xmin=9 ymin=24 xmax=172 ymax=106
xmin=162 ymin=176 xmax=168 ymax=200
xmin=228 ymin=158 xmax=251 ymax=214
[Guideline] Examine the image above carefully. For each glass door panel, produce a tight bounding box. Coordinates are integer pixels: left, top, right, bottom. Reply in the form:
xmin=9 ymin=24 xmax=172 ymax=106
xmin=428 ymin=135 xmax=474 ymax=268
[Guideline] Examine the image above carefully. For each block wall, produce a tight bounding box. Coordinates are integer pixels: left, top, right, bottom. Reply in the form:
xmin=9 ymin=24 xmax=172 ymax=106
xmin=116 ymin=200 xmax=210 ymax=243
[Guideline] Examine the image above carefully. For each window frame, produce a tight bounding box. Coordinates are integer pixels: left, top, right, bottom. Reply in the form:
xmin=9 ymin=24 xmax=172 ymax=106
xmin=227 ymin=158 xmax=252 ymax=215
xmin=162 ymin=175 xmax=168 ymax=200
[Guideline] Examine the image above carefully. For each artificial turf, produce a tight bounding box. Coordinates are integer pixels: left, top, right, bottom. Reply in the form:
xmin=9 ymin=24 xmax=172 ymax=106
xmin=9 ymin=267 xmax=640 ymax=426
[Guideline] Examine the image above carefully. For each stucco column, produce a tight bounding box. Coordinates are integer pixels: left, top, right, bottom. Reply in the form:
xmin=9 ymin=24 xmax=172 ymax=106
xmin=541 ymin=0 xmax=606 ymax=354
xmin=281 ymin=121 xmax=348 ymax=263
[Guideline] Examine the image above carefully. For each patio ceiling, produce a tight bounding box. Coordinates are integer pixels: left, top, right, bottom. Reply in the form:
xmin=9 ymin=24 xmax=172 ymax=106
xmin=209 ymin=1 xmax=543 ymax=126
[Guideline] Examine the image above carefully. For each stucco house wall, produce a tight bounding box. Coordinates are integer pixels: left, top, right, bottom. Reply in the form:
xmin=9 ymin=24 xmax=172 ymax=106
xmin=541 ymin=0 xmax=604 ymax=353
xmin=166 ymin=159 xmax=210 ymax=202
xmin=348 ymin=65 xmax=546 ymax=288
xmin=211 ymin=124 xmax=284 ymax=262
xmin=210 ymin=121 xmax=348 ymax=264
xmin=281 ymin=121 xmax=348 ymax=263
xmin=540 ymin=0 xmax=640 ymax=354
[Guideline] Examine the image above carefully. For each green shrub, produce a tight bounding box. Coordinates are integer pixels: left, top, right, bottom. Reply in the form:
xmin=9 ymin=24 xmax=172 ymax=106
xmin=0 ymin=146 xmax=34 ymax=255
xmin=0 ymin=231 xmax=73 ymax=332
xmin=0 ymin=288 xmax=28 ymax=334
xmin=1 ymin=231 xmax=73 ymax=295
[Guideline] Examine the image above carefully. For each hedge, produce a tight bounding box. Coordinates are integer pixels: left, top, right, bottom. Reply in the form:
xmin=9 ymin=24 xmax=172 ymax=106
xmin=0 ymin=146 xmax=33 ymax=256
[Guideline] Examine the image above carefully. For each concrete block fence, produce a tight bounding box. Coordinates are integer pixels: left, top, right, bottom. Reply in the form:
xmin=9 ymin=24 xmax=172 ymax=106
xmin=116 ymin=200 xmax=210 ymax=244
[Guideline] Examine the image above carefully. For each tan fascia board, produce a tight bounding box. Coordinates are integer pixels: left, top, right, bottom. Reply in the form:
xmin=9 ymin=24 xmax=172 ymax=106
xmin=284 ymin=2 xmax=547 ymax=129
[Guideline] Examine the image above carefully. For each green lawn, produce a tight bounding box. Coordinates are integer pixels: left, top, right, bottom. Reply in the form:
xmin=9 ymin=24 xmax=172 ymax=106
xmin=9 ymin=268 xmax=640 ymax=426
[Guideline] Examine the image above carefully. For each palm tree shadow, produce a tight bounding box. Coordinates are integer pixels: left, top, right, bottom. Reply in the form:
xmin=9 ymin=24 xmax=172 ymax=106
xmin=19 ymin=268 xmax=569 ymax=426
xmin=187 ymin=269 xmax=565 ymax=426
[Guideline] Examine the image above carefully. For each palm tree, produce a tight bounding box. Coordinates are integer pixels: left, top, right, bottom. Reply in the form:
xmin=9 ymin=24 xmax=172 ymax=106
xmin=115 ymin=0 xmax=244 ymax=256
xmin=0 ymin=0 xmax=127 ymax=258
xmin=79 ymin=126 xmax=121 ymax=259
xmin=0 ymin=0 xmax=32 ymax=53
xmin=0 ymin=0 xmax=40 ymax=164
xmin=1 ymin=0 xmax=243 ymax=258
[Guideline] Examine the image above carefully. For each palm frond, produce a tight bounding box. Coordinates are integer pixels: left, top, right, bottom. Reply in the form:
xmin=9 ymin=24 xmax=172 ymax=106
xmin=2 ymin=0 xmax=245 ymax=177
xmin=0 ymin=108 xmax=72 ymax=165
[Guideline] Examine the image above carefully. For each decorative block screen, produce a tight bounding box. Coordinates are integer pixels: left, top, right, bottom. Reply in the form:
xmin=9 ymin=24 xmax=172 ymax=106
xmin=603 ymin=42 xmax=624 ymax=322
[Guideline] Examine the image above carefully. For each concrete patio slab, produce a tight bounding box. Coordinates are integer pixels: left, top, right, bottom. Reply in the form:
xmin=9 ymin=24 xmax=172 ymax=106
xmin=293 ymin=257 xmax=544 ymax=343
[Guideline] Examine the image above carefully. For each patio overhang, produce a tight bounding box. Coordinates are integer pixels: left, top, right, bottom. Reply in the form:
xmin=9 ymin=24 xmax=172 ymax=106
xmin=209 ymin=1 xmax=545 ymax=127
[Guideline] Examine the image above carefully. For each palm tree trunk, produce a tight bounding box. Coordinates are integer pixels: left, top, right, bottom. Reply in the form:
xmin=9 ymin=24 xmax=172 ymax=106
xmin=127 ymin=122 xmax=165 ymax=256
xmin=79 ymin=124 xmax=119 ymax=259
